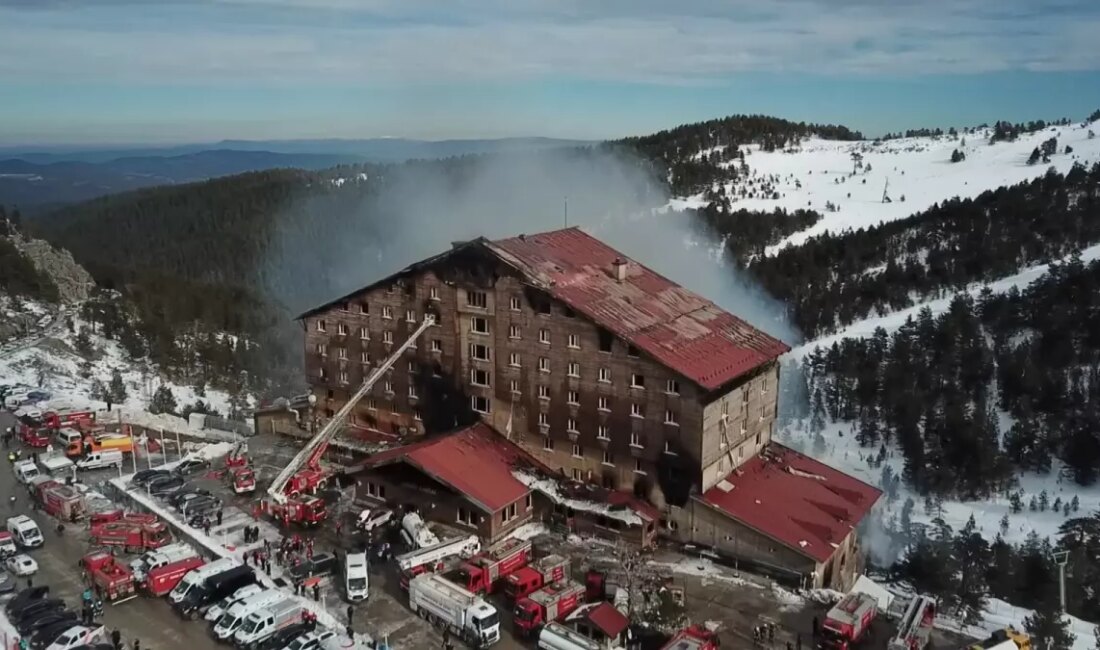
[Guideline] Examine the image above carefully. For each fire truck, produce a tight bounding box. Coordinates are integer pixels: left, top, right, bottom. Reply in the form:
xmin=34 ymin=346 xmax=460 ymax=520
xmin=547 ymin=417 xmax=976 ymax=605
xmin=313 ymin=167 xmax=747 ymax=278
xmin=397 ymin=535 xmax=482 ymax=590
xmin=512 ymin=579 xmax=585 ymax=637
xmin=82 ymin=551 xmax=137 ymax=603
xmin=36 ymin=481 xmax=86 ymax=521
xmin=228 ymin=466 xmax=256 ymax=494
xmin=819 ymin=592 xmax=878 ymax=650
xmin=446 ymin=538 xmax=533 ymax=595
xmin=261 ymin=315 xmax=435 ymax=527
xmin=660 ymin=626 xmax=721 ymax=650
xmin=44 ymin=408 xmax=96 ymax=429
xmin=888 ymin=595 xmax=936 ymax=650
xmin=503 ymin=554 xmax=568 ymax=602
xmin=144 ymin=557 xmax=206 ymax=597
xmin=90 ymin=517 xmax=172 ymax=552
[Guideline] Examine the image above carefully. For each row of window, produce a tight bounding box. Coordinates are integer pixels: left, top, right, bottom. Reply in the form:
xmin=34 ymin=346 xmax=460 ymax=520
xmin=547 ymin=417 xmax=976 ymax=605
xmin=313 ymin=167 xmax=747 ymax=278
xmin=470 ymin=316 xmax=638 ymax=356
xmin=316 ymin=335 xmax=445 ymax=361
xmin=317 ymin=305 xmax=424 ymax=333
xmin=532 ymin=405 xmax=678 ymax=425
xmin=540 ymin=439 xmax=652 ymax=475
xmin=467 ymin=290 xmax=565 ymax=317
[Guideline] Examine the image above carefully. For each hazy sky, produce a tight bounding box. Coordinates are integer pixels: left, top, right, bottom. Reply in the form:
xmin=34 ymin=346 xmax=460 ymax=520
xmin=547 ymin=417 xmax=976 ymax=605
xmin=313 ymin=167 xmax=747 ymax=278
xmin=2 ymin=0 xmax=1100 ymax=146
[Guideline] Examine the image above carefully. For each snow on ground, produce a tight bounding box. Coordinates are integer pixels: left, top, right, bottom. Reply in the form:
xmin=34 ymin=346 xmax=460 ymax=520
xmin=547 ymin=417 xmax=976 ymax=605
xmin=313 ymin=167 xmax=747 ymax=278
xmin=788 ymin=241 xmax=1100 ymax=359
xmin=647 ymin=557 xmax=764 ymax=590
xmin=0 ymin=311 xmax=250 ymax=435
xmin=513 ymin=470 xmax=643 ymax=525
xmin=950 ymin=599 xmax=1099 ymax=650
xmin=669 ymin=119 xmax=1100 ymax=254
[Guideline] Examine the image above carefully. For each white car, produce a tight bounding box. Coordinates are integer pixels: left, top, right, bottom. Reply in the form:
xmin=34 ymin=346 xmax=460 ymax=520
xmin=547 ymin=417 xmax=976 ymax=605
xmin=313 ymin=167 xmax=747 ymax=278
xmin=46 ymin=625 xmax=105 ymax=650
xmin=6 ymin=554 xmax=38 ymax=577
xmin=357 ymin=507 xmax=393 ymax=532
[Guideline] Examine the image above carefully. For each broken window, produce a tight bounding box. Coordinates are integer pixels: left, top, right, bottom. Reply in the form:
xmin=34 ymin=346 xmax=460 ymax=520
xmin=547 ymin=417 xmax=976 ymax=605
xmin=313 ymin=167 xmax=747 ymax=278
xmin=470 ymin=343 xmax=490 ymax=361
xmin=597 ymin=328 xmax=613 ymax=352
xmin=471 ymin=396 xmax=490 ymax=413
xmin=471 ymin=316 xmax=489 ymax=334
xmin=471 ymin=368 xmax=490 ymax=386
xmin=467 ymin=290 xmax=487 ymax=308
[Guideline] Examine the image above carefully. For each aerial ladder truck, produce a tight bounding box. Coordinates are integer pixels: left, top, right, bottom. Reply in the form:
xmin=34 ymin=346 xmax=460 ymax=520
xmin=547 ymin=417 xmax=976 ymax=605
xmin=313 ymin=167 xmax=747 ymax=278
xmin=262 ymin=315 xmax=436 ymax=527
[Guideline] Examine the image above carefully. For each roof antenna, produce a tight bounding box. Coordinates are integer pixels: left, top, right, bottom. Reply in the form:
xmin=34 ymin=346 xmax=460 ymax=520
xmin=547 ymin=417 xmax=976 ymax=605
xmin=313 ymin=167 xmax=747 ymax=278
xmin=563 ymin=196 xmax=569 ymax=228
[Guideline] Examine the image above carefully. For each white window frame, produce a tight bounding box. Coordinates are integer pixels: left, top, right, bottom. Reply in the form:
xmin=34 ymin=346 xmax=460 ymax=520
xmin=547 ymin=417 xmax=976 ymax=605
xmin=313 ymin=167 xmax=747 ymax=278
xmin=360 ymin=351 xmax=369 ymax=363
xmin=316 ymin=319 xmax=327 ymax=332
xmin=337 ymin=322 xmax=348 ymax=336
xmin=471 ymin=368 xmax=490 ymax=387
xmin=359 ymin=326 xmax=369 ymax=340
xmin=630 ymin=432 xmax=643 ymax=448
xmin=431 ymin=339 xmax=442 ymax=352
xmin=509 ymin=325 xmax=521 ymax=339
xmin=572 ymin=444 xmax=582 ymax=459
xmin=602 ymin=451 xmax=614 ymax=467
xmin=339 ymin=370 xmax=349 ymax=384
xmin=381 ymin=306 xmax=393 ymax=320
xmin=510 ymin=296 xmax=522 ymax=311
xmin=666 ymin=379 xmax=680 ymax=395
xmin=630 ymin=373 xmax=645 ymax=389
xmin=510 ymin=380 xmax=520 ymax=394
xmin=598 ymin=368 xmax=611 ymax=383
xmin=383 ymin=331 xmax=393 ymax=344
xmin=598 ymin=396 xmax=610 ymax=412
xmin=567 ymin=334 xmax=579 ymax=349
xmin=567 ymin=418 xmax=578 ymax=433
xmin=538 ymin=357 xmax=550 ymax=373
xmin=337 ymin=347 xmax=347 ymax=360
xmin=631 ymin=403 xmax=643 ymax=418
xmin=467 ymin=290 xmax=487 ymax=309
xmin=538 ymin=385 xmax=550 ymax=400
xmin=471 ymin=395 xmax=491 ymax=414
xmin=405 ymin=309 xmax=416 ymax=323
xmin=539 ymin=328 xmax=551 ymax=344
xmin=509 ymin=353 xmax=521 ymax=368
xmin=567 ymin=391 xmax=579 ymax=405
xmin=316 ymin=343 xmax=326 ymax=356
xmin=543 ymin=437 xmax=554 ymax=451
xmin=538 ymin=412 xmax=549 ymax=426
xmin=408 ymin=384 xmax=418 ymax=399
xmin=429 ymin=286 xmax=439 ymax=301
xmin=471 ymin=316 xmax=489 ymax=335
xmin=597 ymin=425 xmax=610 ymax=440
xmin=470 ymin=343 xmax=490 ymax=362
xmin=665 ymin=410 xmax=679 ymax=426
xmin=567 ymin=362 xmax=580 ymax=378
xmin=634 ymin=460 xmax=647 ymax=475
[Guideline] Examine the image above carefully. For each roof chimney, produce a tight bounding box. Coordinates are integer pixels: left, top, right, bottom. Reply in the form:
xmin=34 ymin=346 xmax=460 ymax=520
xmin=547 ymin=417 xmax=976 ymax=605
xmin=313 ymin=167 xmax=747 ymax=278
xmin=612 ymin=257 xmax=628 ymax=282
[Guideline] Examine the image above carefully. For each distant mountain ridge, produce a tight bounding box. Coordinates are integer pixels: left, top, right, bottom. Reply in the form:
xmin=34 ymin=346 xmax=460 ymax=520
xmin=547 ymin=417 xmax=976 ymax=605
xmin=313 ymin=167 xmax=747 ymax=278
xmin=0 ymin=137 xmax=590 ymax=208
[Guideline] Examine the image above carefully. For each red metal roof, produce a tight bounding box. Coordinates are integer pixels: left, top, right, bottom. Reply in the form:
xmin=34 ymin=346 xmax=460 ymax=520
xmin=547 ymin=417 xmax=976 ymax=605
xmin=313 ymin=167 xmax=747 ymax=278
xmin=354 ymin=423 xmax=535 ymax=513
xmin=700 ymin=443 xmax=882 ymax=563
xmin=488 ymin=227 xmax=789 ymax=391
xmin=572 ymin=602 xmax=630 ymax=638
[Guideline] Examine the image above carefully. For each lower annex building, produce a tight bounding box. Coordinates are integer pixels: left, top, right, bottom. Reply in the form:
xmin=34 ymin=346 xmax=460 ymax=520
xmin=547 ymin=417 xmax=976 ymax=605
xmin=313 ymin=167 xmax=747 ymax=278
xmin=298 ymin=227 xmax=880 ymax=590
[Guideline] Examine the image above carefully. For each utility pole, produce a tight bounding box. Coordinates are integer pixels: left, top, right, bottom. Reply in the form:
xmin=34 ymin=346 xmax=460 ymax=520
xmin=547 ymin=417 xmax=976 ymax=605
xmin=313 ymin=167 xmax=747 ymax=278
xmin=1053 ymin=550 xmax=1070 ymax=613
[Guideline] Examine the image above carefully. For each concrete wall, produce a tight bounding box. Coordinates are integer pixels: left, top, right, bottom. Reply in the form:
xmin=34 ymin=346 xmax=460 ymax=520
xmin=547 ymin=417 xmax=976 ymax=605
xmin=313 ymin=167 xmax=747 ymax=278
xmin=699 ymin=362 xmax=780 ymax=493
xmin=666 ymin=497 xmax=815 ymax=584
xmin=355 ymin=463 xmax=533 ymax=544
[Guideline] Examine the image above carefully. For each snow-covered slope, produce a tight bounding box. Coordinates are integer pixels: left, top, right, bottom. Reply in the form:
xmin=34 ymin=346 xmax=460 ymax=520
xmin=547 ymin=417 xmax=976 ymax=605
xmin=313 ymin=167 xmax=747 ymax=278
xmin=671 ymin=119 xmax=1100 ymax=254
xmin=779 ymin=241 xmax=1100 ymax=552
xmin=0 ymin=303 xmax=243 ymax=429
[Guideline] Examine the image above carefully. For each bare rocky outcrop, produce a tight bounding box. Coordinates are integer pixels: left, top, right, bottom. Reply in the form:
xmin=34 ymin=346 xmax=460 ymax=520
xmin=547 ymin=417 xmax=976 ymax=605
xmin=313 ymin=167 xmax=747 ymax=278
xmin=11 ymin=232 xmax=95 ymax=303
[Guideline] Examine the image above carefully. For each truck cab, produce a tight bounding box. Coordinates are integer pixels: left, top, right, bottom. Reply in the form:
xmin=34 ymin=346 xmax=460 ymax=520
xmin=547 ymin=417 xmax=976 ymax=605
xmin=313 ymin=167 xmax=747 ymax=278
xmin=14 ymin=460 xmax=40 ymax=484
xmin=6 ymin=515 xmax=44 ymax=548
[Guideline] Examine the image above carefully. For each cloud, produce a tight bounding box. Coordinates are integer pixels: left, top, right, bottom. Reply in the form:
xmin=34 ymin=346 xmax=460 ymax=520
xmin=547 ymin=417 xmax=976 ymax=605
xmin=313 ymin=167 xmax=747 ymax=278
xmin=0 ymin=0 xmax=1098 ymax=84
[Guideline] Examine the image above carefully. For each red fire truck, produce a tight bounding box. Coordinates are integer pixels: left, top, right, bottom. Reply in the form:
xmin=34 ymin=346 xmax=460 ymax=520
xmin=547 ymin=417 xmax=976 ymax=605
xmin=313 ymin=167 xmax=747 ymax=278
xmin=513 ymin=580 xmax=585 ymax=637
xmin=445 ymin=538 xmax=532 ymax=595
xmin=660 ymin=626 xmax=721 ymax=650
xmin=820 ymin=592 xmax=879 ymax=650
xmin=503 ymin=554 xmax=569 ymax=602
xmin=38 ymin=482 xmax=86 ymax=521
xmin=82 ymin=551 xmax=137 ymax=603
xmin=144 ymin=557 xmax=206 ymax=597
xmin=90 ymin=518 xmax=172 ymax=552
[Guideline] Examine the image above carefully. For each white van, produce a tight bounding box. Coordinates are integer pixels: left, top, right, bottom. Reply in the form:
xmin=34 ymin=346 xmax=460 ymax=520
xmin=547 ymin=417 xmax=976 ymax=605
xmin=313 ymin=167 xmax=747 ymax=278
xmin=213 ymin=589 xmax=285 ymax=640
xmin=345 ymin=551 xmax=369 ymax=602
xmin=14 ymin=460 xmax=40 ymax=484
xmin=130 ymin=542 xmax=198 ymax=582
xmin=56 ymin=428 xmax=83 ymax=448
xmin=205 ymin=583 xmax=265 ymax=622
xmin=76 ymin=450 xmax=123 ymax=471
xmin=233 ymin=600 xmax=303 ymax=648
xmin=6 ymin=515 xmax=44 ymax=548
xmin=169 ymin=557 xmax=240 ymax=605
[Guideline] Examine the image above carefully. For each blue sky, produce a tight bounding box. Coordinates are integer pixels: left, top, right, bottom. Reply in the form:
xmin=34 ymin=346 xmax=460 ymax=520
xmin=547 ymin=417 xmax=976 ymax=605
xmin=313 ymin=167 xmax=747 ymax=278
xmin=2 ymin=0 xmax=1100 ymax=146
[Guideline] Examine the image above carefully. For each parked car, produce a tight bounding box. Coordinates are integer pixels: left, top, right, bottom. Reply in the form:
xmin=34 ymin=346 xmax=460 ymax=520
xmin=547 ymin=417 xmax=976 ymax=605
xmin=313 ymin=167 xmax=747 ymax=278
xmin=130 ymin=469 xmax=169 ymax=487
xmin=287 ymin=553 xmax=337 ymax=583
xmin=13 ymin=599 xmax=63 ymax=627
xmin=31 ymin=620 xmax=84 ymax=649
xmin=254 ymin=621 xmax=315 ymax=650
xmin=6 ymin=586 xmax=51 ymax=616
xmin=18 ymin=610 xmax=75 ymax=636
xmin=180 ymin=495 xmax=221 ymax=518
xmin=356 ymin=507 xmax=393 ymax=532
xmin=284 ymin=629 xmax=337 ymax=650
xmin=147 ymin=476 xmax=186 ymax=496
xmin=6 ymin=553 xmax=39 ymax=577
xmin=168 ymin=489 xmax=212 ymax=509
xmin=173 ymin=459 xmax=210 ymax=477
xmin=0 ymin=572 xmax=16 ymax=594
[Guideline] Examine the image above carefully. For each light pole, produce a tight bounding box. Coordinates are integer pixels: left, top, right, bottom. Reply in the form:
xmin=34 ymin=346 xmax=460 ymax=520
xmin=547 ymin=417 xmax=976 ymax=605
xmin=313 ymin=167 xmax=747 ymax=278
xmin=1053 ymin=550 xmax=1070 ymax=613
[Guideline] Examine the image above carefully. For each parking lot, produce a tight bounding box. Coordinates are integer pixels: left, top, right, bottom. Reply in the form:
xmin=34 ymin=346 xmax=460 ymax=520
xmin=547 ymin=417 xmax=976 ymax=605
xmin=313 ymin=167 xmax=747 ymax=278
xmin=5 ymin=406 xmax=976 ymax=650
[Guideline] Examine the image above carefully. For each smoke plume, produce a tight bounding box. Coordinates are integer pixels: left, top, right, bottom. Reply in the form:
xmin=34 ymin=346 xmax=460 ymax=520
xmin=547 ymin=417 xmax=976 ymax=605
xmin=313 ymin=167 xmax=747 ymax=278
xmin=263 ymin=145 xmax=800 ymax=346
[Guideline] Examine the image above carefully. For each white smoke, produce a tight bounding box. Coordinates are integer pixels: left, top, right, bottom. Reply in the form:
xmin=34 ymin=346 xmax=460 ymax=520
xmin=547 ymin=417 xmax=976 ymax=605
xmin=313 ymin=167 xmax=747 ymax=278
xmin=263 ymin=146 xmax=800 ymax=348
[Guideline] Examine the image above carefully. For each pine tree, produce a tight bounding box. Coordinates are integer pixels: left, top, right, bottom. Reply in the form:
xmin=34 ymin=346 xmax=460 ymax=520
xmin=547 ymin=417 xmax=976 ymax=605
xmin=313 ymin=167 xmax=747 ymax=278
xmin=89 ymin=379 xmax=107 ymax=401
xmin=1030 ymin=496 xmax=1039 ymax=512
xmin=149 ymin=385 xmax=178 ymax=415
xmin=1040 ymin=491 xmax=1050 ymax=512
xmin=108 ymin=369 xmax=127 ymax=403
xmin=951 ymin=149 xmax=966 ymax=163
xmin=1010 ymin=491 xmax=1024 ymax=513
xmin=1053 ymin=497 xmax=1062 ymax=512
xmin=73 ymin=327 xmax=94 ymax=357
xmin=1071 ymin=496 xmax=1080 ymax=512
xmin=1000 ymin=513 xmax=1010 ymax=535
xmin=1024 ymin=596 xmax=1075 ymax=650
xmin=1028 ymin=147 xmax=1042 ymax=165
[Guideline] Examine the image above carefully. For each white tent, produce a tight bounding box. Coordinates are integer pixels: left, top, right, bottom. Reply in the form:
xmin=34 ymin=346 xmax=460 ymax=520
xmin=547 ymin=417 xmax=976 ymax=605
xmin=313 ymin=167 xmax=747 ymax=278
xmin=850 ymin=574 xmax=895 ymax=612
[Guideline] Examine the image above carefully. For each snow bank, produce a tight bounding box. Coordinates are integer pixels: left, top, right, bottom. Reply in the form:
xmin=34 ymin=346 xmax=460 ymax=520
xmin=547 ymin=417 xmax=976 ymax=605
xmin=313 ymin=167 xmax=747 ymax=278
xmin=513 ymin=470 xmax=643 ymax=526
xmin=506 ymin=522 xmax=549 ymax=542
xmin=646 ymin=557 xmax=763 ymax=589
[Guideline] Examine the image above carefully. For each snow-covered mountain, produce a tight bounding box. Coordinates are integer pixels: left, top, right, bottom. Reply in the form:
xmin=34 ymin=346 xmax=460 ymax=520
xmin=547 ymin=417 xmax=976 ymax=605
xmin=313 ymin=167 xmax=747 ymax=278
xmin=672 ymin=118 xmax=1100 ymax=255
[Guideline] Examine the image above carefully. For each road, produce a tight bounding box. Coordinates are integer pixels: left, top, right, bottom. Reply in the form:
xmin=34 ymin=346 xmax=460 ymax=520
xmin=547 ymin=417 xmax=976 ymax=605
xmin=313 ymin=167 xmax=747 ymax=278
xmin=1 ymin=409 xmax=221 ymax=650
